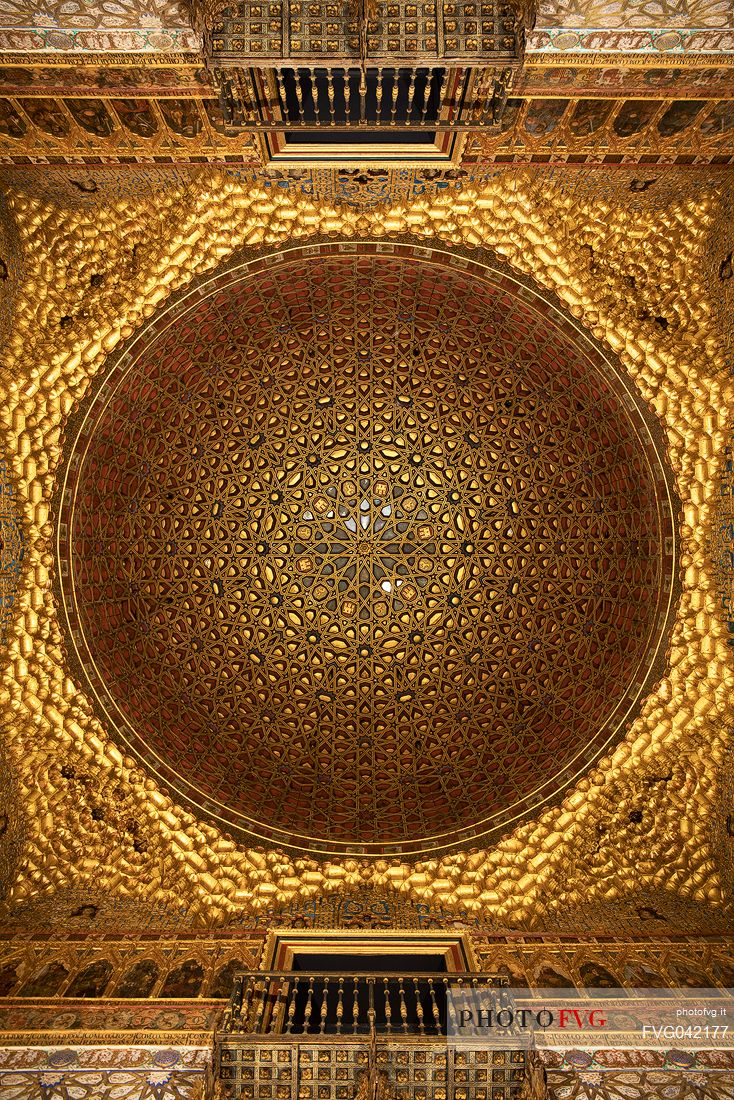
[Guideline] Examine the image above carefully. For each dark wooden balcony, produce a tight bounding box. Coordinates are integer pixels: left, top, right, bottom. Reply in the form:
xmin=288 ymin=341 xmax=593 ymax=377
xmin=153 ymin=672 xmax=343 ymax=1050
xmin=215 ymin=64 xmax=513 ymax=134
xmin=215 ymin=971 xmax=546 ymax=1099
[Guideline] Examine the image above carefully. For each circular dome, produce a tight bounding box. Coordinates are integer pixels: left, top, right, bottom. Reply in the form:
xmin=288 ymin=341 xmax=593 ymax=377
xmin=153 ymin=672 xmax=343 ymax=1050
xmin=57 ymin=245 xmax=677 ymax=856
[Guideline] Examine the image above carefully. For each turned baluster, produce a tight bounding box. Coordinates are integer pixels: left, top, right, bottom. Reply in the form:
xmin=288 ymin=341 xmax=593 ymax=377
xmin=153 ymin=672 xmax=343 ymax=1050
xmin=415 ymin=68 xmax=426 ymax=124
xmin=383 ymin=977 xmax=392 ymax=1033
xmin=336 ymin=976 xmax=345 ymax=1034
xmin=225 ymin=975 xmax=243 ymax=1031
xmin=448 ymin=65 xmax=465 ymax=121
xmin=352 ymin=975 xmax=360 ymax=1033
xmin=479 ymin=69 xmax=497 ymax=123
xmin=491 ymin=68 xmax=513 ymax=124
xmin=428 ymin=977 xmax=440 ymax=1034
xmin=359 ymin=68 xmax=367 ymax=124
xmin=253 ymin=978 xmax=268 ymax=1033
xmin=443 ymin=976 xmax=454 ymax=1035
xmin=232 ymin=974 xmax=244 ymax=1021
xmin=248 ymin=68 xmax=264 ymax=122
xmin=241 ymin=977 xmax=254 ymax=1030
xmin=375 ymin=68 xmax=384 ymax=124
xmin=274 ymin=67 xmax=288 ymax=124
xmin=413 ymin=978 xmax=425 ymax=1035
xmin=389 ymin=69 xmax=398 ymax=126
xmin=230 ymin=68 xmax=255 ymax=124
xmin=319 ymin=976 xmax=330 ymax=1033
xmin=304 ymin=67 xmax=316 ymax=122
xmin=405 ymin=67 xmax=416 ymax=124
xmin=418 ymin=69 xmax=431 ymax=126
xmin=452 ymin=976 xmax=465 ymax=1035
xmin=293 ymin=68 xmax=306 ymax=125
xmin=260 ymin=67 xmax=277 ymax=119
xmin=468 ymin=68 xmax=482 ymax=120
xmin=273 ymin=976 xmax=289 ymax=1034
xmin=433 ymin=67 xmax=446 ymax=119
xmin=304 ymin=976 xmax=315 ymax=1034
xmin=398 ymin=977 xmax=408 ymax=1032
xmin=368 ymin=977 xmax=376 ymax=1033
xmin=318 ymin=69 xmax=332 ymax=126
xmin=285 ymin=977 xmax=298 ymax=1034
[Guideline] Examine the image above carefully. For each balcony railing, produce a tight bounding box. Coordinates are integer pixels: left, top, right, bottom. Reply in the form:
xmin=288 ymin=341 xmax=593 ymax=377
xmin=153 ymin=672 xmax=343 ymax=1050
xmin=221 ymin=970 xmax=512 ymax=1036
xmin=216 ymin=64 xmax=512 ymax=131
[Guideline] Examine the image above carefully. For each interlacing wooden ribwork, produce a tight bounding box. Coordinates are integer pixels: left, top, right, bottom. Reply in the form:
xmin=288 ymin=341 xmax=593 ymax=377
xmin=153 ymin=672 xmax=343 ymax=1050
xmin=57 ymin=251 xmax=674 ymax=856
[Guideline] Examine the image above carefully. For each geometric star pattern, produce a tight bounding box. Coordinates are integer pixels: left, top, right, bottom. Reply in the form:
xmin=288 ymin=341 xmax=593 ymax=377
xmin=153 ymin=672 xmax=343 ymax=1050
xmin=59 ymin=250 xmax=675 ymax=855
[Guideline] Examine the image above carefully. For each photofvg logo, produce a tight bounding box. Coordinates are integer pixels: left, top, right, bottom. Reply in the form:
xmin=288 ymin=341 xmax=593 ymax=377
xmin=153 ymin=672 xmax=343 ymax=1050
xmin=447 ymin=988 xmax=607 ymax=1050
xmin=447 ymin=988 xmax=734 ymax=1053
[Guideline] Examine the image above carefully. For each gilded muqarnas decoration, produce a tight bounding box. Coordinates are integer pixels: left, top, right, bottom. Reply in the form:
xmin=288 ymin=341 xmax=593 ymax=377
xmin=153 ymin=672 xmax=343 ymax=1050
xmin=57 ymin=250 xmax=674 ymax=856
xmin=0 ymin=168 xmax=730 ymax=920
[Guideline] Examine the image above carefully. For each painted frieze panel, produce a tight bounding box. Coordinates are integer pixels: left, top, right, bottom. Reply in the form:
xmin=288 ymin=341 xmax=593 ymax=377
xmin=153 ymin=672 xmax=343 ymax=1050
xmin=0 ymin=60 xmax=732 ymax=100
xmin=0 ymin=1046 xmax=210 ymax=1100
xmin=463 ymin=94 xmax=734 ymax=164
xmin=535 ymin=0 xmax=733 ymax=29
xmin=0 ymin=92 xmax=732 ymax=164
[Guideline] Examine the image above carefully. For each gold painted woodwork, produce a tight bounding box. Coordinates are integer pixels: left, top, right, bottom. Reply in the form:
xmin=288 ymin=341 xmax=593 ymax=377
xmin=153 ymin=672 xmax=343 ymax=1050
xmin=0 ymin=169 xmax=730 ymax=924
xmin=192 ymin=0 xmax=536 ymax=75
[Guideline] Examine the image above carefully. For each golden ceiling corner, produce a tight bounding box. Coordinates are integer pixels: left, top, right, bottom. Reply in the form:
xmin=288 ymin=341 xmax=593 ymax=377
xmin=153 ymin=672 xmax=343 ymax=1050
xmin=0 ymin=169 xmax=731 ymax=924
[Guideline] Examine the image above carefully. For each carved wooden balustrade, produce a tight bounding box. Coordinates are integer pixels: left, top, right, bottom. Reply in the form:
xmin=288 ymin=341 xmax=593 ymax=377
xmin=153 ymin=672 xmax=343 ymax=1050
xmin=215 ymin=65 xmax=513 ymax=131
xmin=221 ymin=970 xmax=518 ymax=1036
xmin=215 ymin=971 xmax=544 ymax=1099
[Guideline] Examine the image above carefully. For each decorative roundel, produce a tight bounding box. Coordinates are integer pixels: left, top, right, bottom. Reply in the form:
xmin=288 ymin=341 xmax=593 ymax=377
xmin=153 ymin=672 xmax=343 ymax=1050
xmin=57 ymin=244 xmax=677 ymax=856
